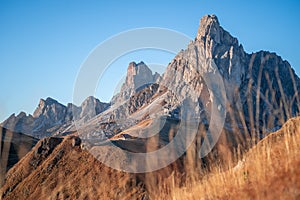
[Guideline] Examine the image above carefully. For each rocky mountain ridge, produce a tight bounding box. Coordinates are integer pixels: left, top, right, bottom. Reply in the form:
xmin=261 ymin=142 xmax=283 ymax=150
xmin=1 ymin=96 xmax=109 ymax=138
xmin=72 ymin=14 xmax=300 ymax=147
xmin=2 ymin=14 xmax=300 ymax=150
xmin=160 ymin=14 xmax=300 ymax=135
xmin=111 ymin=61 xmax=161 ymax=105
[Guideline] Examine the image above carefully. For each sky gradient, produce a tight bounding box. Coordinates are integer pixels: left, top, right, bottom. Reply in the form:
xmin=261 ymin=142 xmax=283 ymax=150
xmin=1 ymin=0 xmax=300 ymax=121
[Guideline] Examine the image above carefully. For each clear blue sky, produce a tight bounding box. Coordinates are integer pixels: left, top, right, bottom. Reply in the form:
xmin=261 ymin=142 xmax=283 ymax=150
xmin=0 ymin=0 xmax=300 ymax=121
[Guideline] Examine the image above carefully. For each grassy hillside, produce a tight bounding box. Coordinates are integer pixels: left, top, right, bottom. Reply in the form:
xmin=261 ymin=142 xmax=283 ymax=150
xmin=158 ymin=117 xmax=300 ymax=199
xmin=1 ymin=117 xmax=300 ymax=199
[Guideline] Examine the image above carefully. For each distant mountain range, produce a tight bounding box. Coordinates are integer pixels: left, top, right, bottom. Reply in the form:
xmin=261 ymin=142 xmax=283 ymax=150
xmin=1 ymin=96 xmax=109 ymax=138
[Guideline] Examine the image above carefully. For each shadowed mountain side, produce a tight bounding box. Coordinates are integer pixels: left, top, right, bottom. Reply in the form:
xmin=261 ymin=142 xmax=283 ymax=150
xmin=0 ymin=134 xmax=189 ymax=200
xmin=0 ymin=136 xmax=147 ymax=200
xmin=0 ymin=127 xmax=38 ymax=186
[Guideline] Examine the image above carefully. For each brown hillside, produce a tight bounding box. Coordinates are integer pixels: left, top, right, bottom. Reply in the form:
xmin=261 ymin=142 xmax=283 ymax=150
xmin=0 ymin=127 xmax=38 ymax=186
xmin=166 ymin=117 xmax=300 ymax=200
xmin=0 ymin=136 xmax=146 ymax=200
xmin=1 ymin=117 xmax=300 ymax=200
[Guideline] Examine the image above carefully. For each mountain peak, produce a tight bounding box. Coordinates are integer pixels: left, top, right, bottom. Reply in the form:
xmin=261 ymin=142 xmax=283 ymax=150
xmin=83 ymin=96 xmax=98 ymax=102
xmin=111 ymin=61 xmax=161 ymax=105
xmin=80 ymin=96 xmax=109 ymax=121
xmin=194 ymin=14 xmax=240 ymax=59
xmin=127 ymin=61 xmax=147 ymax=74
xmin=200 ymin=14 xmax=219 ymax=26
xmin=38 ymin=97 xmax=59 ymax=108
xmin=45 ymin=97 xmax=58 ymax=104
xmin=33 ymin=97 xmax=62 ymax=117
xmin=196 ymin=14 xmax=220 ymax=42
xmin=125 ymin=61 xmax=154 ymax=88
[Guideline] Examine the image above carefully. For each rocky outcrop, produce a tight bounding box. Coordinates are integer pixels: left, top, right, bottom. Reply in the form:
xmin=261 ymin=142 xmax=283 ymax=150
xmin=79 ymin=96 xmax=109 ymax=122
xmin=71 ymin=15 xmax=300 ymax=146
xmin=2 ymin=112 xmax=34 ymax=135
xmin=112 ymin=83 xmax=160 ymax=120
xmin=31 ymin=98 xmax=69 ymax=138
xmin=111 ymin=62 xmax=161 ymax=105
xmin=128 ymin=83 xmax=160 ymax=114
xmin=160 ymin=14 xmax=300 ymax=135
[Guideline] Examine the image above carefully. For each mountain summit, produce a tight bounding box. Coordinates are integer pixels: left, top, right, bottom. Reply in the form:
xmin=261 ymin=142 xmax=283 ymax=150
xmin=111 ymin=61 xmax=161 ymax=105
xmin=197 ymin=14 xmax=221 ymax=41
xmin=162 ymin=14 xmax=299 ymax=136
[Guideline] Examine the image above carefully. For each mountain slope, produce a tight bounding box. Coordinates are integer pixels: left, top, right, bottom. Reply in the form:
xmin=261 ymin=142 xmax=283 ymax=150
xmin=167 ymin=116 xmax=300 ymax=200
xmin=160 ymin=14 xmax=300 ymax=135
xmin=69 ymin=14 xmax=300 ymax=167
xmin=0 ymin=127 xmax=38 ymax=186
xmin=1 ymin=117 xmax=299 ymax=200
xmin=0 ymin=136 xmax=146 ymax=200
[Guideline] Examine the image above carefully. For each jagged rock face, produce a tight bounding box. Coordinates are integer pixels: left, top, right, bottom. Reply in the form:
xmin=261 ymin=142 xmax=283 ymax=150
xmin=65 ymin=103 xmax=81 ymax=122
xmin=2 ymin=14 xmax=299 ymax=143
xmin=73 ymin=82 xmax=164 ymax=141
xmin=33 ymin=98 xmax=66 ymax=120
xmin=162 ymin=15 xmax=245 ymax=102
xmin=111 ymin=62 xmax=161 ymax=105
xmin=238 ymin=51 xmax=300 ymax=132
xmin=196 ymin=15 xmax=246 ymax=87
xmin=2 ymin=112 xmax=34 ymax=135
xmin=113 ymin=83 xmax=160 ymax=119
xmin=161 ymin=14 xmax=300 ymax=134
xmin=72 ymin=15 xmax=300 ymax=144
xmin=1 ymin=97 xmax=109 ymax=138
xmin=72 ymin=63 xmax=163 ymax=139
xmin=128 ymin=83 xmax=160 ymax=114
xmin=32 ymin=98 xmax=68 ymax=137
xmin=79 ymin=96 xmax=110 ymax=122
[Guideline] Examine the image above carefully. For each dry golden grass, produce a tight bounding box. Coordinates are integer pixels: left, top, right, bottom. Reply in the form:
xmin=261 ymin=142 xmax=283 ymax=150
xmin=1 ymin=118 xmax=300 ymax=200
xmin=110 ymin=118 xmax=153 ymax=140
xmin=154 ymin=117 xmax=300 ymax=200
